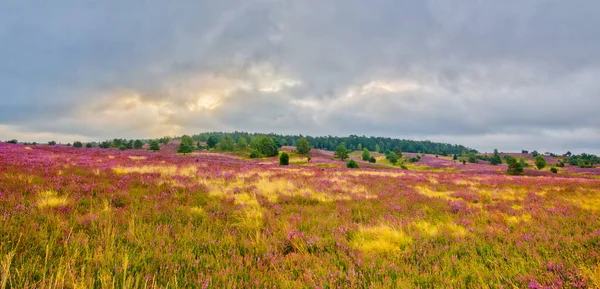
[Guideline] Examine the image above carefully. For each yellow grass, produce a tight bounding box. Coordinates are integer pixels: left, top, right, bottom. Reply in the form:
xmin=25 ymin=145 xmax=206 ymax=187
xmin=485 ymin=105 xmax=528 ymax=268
xmin=37 ymin=190 xmax=69 ymax=208
xmin=350 ymin=225 xmax=412 ymax=252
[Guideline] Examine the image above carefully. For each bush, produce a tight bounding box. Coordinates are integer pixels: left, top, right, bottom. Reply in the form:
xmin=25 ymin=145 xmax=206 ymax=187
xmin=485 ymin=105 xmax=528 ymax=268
xmin=362 ymin=148 xmax=370 ymax=161
xmin=86 ymin=143 xmax=93 ymax=148
xmin=148 ymin=140 xmax=160 ymax=152
xmin=387 ymin=152 xmax=399 ymax=164
xmin=346 ymin=159 xmax=359 ymax=168
xmin=249 ymin=149 xmax=260 ymax=159
xmin=557 ymin=161 xmax=565 ymax=167
xmin=134 ymin=140 xmax=144 ymax=149
xmin=550 ymin=167 xmax=558 ymax=174
xmin=73 ymin=141 xmax=83 ymax=148
xmin=207 ymin=136 xmax=218 ymax=149
xmin=279 ymin=152 xmax=289 ymax=165
xmin=48 ymin=141 xmax=56 ymax=145
xmin=257 ymin=137 xmax=279 ymax=157
xmin=218 ymin=136 xmax=235 ymax=151
xmin=535 ymin=155 xmax=547 ymax=170
xmin=369 ymin=156 xmax=376 ymax=163
xmin=334 ymin=144 xmax=349 ymax=160
xmin=7 ymin=139 xmax=18 ymax=144
xmin=506 ymin=158 xmax=524 ymax=175
xmin=296 ymin=137 xmax=311 ymax=154
xmin=119 ymin=145 xmax=127 ymax=151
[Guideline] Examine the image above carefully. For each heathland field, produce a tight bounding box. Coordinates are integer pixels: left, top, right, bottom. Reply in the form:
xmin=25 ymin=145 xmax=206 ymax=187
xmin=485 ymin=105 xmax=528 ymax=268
xmin=1 ymin=142 xmax=600 ymax=288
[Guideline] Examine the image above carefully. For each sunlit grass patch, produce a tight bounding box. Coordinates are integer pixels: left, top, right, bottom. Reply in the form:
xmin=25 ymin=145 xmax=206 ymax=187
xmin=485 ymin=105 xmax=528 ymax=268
xmin=113 ymin=165 xmax=197 ymax=177
xmin=348 ymin=225 xmax=412 ymax=252
xmin=412 ymin=221 xmax=468 ymax=238
xmin=24 ymin=146 xmax=32 ymax=150
xmin=505 ymin=214 xmax=532 ymax=225
xmin=37 ymin=190 xmax=69 ymax=208
xmin=255 ymin=178 xmax=295 ymax=202
xmin=128 ymin=156 xmax=147 ymax=161
xmin=415 ymin=186 xmax=456 ymax=201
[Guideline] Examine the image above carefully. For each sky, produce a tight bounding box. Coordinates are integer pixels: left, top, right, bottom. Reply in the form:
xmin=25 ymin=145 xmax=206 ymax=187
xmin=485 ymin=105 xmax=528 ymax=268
xmin=1 ymin=0 xmax=600 ymax=154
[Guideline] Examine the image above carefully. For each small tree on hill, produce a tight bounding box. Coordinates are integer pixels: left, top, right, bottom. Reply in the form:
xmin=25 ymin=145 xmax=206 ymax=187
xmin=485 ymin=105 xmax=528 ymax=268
xmin=148 ymin=140 xmax=160 ymax=152
xmin=86 ymin=143 xmax=93 ymax=148
xmin=73 ymin=141 xmax=83 ymax=148
xmin=387 ymin=152 xmax=399 ymax=165
xmin=279 ymin=152 xmax=289 ymax=165
xmin=296 ymin=137 xmax=311 ymax=154
xmin=532 ymin=150 xmax=539 ymax=158
xmin=506 ymin=157 xmax=524 ymax=175
xmin=468 ymin=152 xmax=477 ymax=163
xmin=393 ymin=146 xmax=403 ymax=158
xmin=490 ymin=149 xmax=502 ymax=165
xmin=134 ymin=139 xmax=144 ymax=149
xmin=362 ymin=148 xmax=370 ymax=161
xmin=48 ymin=141 xmax=56 ymax=145
xmin=207 ymin=136 xmax=218 ymax=149
xmin=346 ymin=159 xmax=359 ymax=169
xmin=178 ymin=135 xmax=194 ymax=155
xmin=535 ymin=155 xmax=547 ymax=170
xmin=334 ymin=143 xmax=349 ymax=161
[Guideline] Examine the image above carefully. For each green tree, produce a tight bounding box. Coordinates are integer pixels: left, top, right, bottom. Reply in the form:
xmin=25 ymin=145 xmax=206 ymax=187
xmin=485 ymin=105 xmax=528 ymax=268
xmin=535 ymin=155 xmax=547 ymax=170
xmin=257 ymin=137 xmax=279 ymax=157
xmin=362 ymin=148 xmax=370 ymax=161
xmin=468 ymin=152 xmax=477 ymax=163
xmin=148 ymin=140 xmax=160 ymax=152
xmin=48 ymin=141 xmax=56 ymax=145
xmin=532 ymin=150 xmax=539 ymax=158
xmin=506 ymin=157 xmax=524 ymax=175
xmin=519 ymin=158 xmax=528 ymax=167
xmin=369 ymin=156 xmax=376 ymax=163
xmin=178 ymin=135 xmax=194 ymax=155
xmin=218 ymin=136 xmax=235 ymax=151
xmin=133 ymin=140 xmax=144 ymax=149
xmin=296 ymin=137 xmax=311 ymax=154
xmin=207 ymin=136 xmax=218 ymax=149
xmin=159 ymin=136 xmax=171 ymax=145
xmin=86 ymin=143 xmax=93 ymax=148
xmin=237 ymin=137 xmax=248 ymax=151
xmin=119 ymin=145 xmax=127 ymax=151
xmin=346 ymin=159 xmax=359 ymax=168
xmin=393 ymin=146 xmax=403 ymax=158
xmin=550 ymin=167 xmax=558 ymax=174
xmin=490 ymin=149 xmax=502 ymax=165
xmin=334 ymin=143 xmax=349 ymax=161
xmin=279 ymin=152 xmax=290 ymax=165
xmin=387 ymin=152 xmax=399 ymax=165
xmin=249 ymin=149 xmax=260 ymax=159
xmin=357 ymin=144 xmax=362 ymax=151
xmin=73 ymin=141 xmax=83 ymax=148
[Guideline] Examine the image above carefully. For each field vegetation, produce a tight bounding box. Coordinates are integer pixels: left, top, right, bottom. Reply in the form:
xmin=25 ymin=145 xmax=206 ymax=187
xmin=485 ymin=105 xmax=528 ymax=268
xmin=1 ymin=139 xmax=600 ymax=288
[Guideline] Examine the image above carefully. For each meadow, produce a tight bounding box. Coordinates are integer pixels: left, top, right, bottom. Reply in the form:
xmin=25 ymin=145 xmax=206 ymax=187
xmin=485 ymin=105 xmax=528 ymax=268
xmin=1 ymin=142 xmax=600 ymax=288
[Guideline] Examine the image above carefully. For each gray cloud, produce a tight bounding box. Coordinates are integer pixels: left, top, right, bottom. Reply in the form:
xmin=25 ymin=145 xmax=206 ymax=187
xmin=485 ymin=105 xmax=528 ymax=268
xmin=1 ymin=0 xmax=600 ymax=153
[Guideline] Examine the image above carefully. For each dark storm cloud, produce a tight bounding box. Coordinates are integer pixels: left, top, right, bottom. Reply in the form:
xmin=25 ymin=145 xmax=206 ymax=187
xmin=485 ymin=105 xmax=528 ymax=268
xmin=1 ymin=0 xmax=599 ymax=153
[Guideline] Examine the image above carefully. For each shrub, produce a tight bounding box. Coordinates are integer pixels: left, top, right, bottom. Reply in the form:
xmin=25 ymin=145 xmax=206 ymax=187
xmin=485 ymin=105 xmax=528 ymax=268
xmin=346 ymin=159 xmax=359 ymax=168
xmin=237 ymin=137 xmax=248 ymax=151
xmin=550 ymin=167 xmax=558 ymax=174
xmin=86 ymin=143 xmax=93 ymax=148
xmin=557 ymin=161 xmax=565 ymax=167
xmin=506 ymin=158 xmax=524 ymax=175
xmin=7 ymin=139 xmax=18 ymax=144
xmin=279 ymin=152 xmax=289 ymax=165
xmin=387 ymin=152 xmax=399 ymax=165
xmin=148 ymin=140 xmax=160 ymax=152
xmin=535 ymin=155 xmax=547 ymax=170
xmin=468 ymin=152 xmax=477 ymax=163
xmin=369 ymin=156 xmax=376 ymax=163
xmin=362 ymin=148 xmax=370 ymax=161
xmin=249 ymin=149 xmax=260 ymax=159
xmin=207 ymin=136 xmax=218 ymax=149
xmin=48 ymin=141 xmax=56 ymax=145
xmin=257 ymin=137 xmax=279 ymax=157
xmin=334 ymin=144 xmax=349 ymax=161
xmin=73 ymin=141 xmax=83 ymax=148
xmin=119 ymin=145 xmax=127 ymax=151
xmin=296 ymin=137 xmax=311 ymax=154
xmin=134 ymin=140 xmax=144 ymax=149
xmin=218 ymin=136 xmax=235 ymax=151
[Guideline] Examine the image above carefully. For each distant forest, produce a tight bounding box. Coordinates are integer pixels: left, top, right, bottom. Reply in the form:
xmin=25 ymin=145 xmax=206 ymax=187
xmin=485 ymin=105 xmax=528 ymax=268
xmin=189 ymin=132 xmax=478 ymax=155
